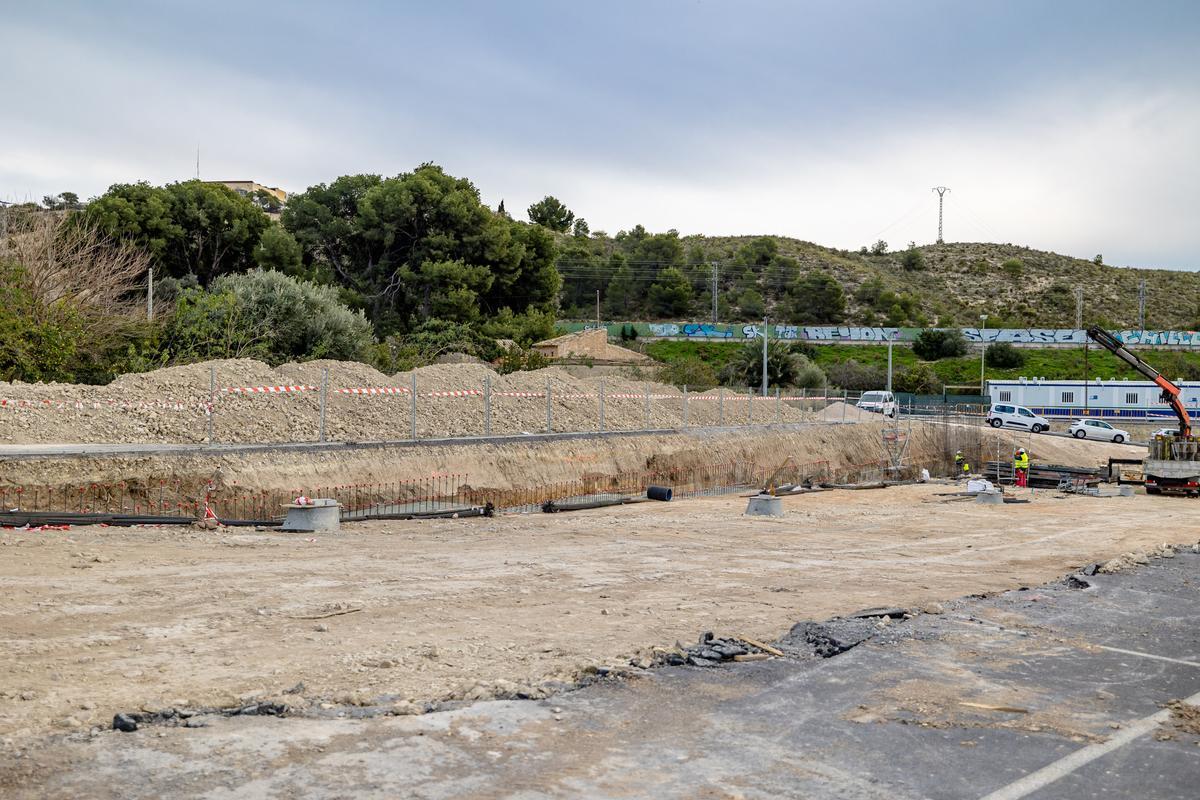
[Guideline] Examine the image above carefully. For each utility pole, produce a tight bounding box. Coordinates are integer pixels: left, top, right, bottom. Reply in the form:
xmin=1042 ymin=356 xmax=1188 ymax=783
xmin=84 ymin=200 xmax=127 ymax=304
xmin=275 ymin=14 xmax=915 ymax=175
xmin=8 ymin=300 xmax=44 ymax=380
xmin=761 ymin=317 xmax=769 ymax=397
xmin=595 ymin=289 xmax=600 ymax=330
xmin=1138 ymin=279 xmax=1146 ymax=331
xmin=710 ymin=262 xmax=719 ymax=324
xmin=979 ymin=314 xmax=988 ymax=396
xmin=886 ymin=331 xmax=894 ymax=392
xmin=147 ymin=267 xmax=154 ymax=320
xmin=1075 ymin=287 xmax=1084 ymax=329
xmin=932 ymin=187 xmax=950 ymax=244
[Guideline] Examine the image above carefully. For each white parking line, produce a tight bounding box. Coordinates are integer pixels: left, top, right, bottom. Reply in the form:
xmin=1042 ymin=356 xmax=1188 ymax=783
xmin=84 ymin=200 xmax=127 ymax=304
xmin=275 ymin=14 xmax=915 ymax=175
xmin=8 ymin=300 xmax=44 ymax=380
xmin=1094 ymin=645 xmax=1200 ymax=668
xmin=979 ymin=688 xmax=1200 ymax=800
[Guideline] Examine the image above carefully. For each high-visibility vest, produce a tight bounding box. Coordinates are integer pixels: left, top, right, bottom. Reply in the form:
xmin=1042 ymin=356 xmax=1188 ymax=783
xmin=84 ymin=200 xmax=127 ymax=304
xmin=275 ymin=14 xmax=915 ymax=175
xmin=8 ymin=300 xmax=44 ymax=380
xmin=961 ymin=461 xmax=971 ymax=473
xmin=1014 ymin=453 xmax=1029 ymax=470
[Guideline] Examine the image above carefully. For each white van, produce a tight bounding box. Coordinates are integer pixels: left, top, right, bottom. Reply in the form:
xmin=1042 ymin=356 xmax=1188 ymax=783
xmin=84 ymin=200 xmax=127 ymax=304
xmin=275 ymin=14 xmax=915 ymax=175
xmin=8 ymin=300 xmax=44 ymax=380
xmin=856 ymin=390 xmax=897 ymax=418
xmin=987 ymin=403 xmax=1051 ymax=433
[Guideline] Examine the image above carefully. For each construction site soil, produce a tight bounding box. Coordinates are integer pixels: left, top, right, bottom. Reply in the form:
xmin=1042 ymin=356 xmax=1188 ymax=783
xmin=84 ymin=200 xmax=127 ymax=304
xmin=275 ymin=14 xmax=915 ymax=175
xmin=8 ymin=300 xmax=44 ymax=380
xmin=0 ymin=416 xmax=1129 ymax=504
xmin=1 ymin=479 xmax=1188 ymax=746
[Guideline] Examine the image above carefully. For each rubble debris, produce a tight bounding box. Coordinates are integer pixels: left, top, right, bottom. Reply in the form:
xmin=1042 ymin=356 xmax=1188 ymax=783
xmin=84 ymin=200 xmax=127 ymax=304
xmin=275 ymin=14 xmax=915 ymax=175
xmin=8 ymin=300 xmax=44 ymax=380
xmin=112 ymin=713 xmax=138 ymax=732
xmin=111 ymin=702 xmax=288 ymax=732
xmin=654 ymin=631 xmax=793 ymax=668
xmin=958 ymin=701 xmax=1029 ymax=714
xmin=1098 ymin=543 xmax=1177 ymax=574
xmin=1062 ymin=575 xmax=1091 ymax=589
xmin=1162 ymin=699 xmax=1200 ymax=737
xmin=848 ymin=607 xmax=909 ymax=620
xmin=783 ymin=619 xmax=881 ymax=658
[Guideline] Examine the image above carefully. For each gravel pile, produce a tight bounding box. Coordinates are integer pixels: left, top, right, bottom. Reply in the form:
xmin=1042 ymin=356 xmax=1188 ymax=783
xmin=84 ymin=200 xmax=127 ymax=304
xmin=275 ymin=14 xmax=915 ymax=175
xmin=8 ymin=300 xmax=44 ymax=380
xmin=0 ymin=359 xmax=816 ymax=444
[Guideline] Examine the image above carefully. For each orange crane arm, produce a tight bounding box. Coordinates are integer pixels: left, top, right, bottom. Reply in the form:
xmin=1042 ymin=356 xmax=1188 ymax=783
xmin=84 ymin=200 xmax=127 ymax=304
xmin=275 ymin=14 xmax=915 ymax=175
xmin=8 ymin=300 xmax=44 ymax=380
xmin=1086 ymin=326 xmax=1191 ymax=437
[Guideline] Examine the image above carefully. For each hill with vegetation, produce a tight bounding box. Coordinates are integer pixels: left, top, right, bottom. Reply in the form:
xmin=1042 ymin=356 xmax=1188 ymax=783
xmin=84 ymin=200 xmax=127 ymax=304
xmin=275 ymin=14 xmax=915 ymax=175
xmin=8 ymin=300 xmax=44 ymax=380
xmin=557 ymin=230 xmax=1200 ymax=330
xmin=4 ymin=170 xmax=1197 ymax=390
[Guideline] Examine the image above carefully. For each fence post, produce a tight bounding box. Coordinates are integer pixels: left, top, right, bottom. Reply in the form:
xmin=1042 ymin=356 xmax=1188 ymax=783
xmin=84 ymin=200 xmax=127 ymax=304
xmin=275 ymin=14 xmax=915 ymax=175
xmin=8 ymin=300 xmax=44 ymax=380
xmin=719 ymin=386 xmax=724 ymax=426
xmin=683 ymin=385 xmax=689 ymax=427
xmin=644 ymin=382 xmax=650 ymax=429
xmin=484 ymin=374 xmax=491 ymax=437
xmin=748 ymin=388 xmax=753 ymax=426
xmin=842 ymin=389 xmax=847 ymax=424
xmin=546 ymin=377 xmax=552 ymax=433
xmin=318 ymin=368 xmax=329 ymax=443
xmin=410 ymin=373 xmax=418 ymax=440
xmin=599 ymin=379 xmax=605 ymax=432
xmin=207 ymin=366 xmax=216 ymax=443
xmin=776 ymin=387 xmax=781 ymax=424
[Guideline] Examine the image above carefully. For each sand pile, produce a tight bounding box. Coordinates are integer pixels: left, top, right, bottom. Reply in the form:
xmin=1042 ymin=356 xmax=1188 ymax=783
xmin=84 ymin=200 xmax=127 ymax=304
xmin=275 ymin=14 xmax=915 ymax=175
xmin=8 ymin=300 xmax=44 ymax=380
xmin=0 ymin=359 xmax=820 ymax=445
xmin=815 ymin=401 xmax=878 ymax=423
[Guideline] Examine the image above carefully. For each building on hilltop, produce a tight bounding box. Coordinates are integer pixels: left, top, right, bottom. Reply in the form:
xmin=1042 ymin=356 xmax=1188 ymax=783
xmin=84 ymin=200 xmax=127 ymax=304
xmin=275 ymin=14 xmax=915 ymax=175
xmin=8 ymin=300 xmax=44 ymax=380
xmin=532 ymin=327 xmax=652 ymax=364
xmin=210 ymin=181 xmax=288 ymax=208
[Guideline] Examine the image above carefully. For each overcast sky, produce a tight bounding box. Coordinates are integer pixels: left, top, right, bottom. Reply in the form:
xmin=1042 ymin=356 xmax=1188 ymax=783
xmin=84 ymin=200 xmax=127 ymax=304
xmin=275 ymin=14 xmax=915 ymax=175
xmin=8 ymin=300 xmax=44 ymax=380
xmin=3 ymin=1 xmax=1199 ymax=268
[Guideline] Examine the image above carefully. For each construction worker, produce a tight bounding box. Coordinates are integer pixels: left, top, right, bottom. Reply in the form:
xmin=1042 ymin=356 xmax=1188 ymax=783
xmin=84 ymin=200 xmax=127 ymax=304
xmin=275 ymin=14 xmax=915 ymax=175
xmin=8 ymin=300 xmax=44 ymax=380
xmin=954 ymin=450 xmax=971 ymax=476
xmin=1014 ymin=447 xmax=1030 ymax=487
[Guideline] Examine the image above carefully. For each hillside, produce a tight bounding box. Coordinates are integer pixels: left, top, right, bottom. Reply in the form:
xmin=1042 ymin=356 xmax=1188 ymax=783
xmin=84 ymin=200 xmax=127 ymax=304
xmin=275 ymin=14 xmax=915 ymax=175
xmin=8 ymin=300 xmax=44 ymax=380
xmin=689 ymin=237 xmax=1200 ymax=329
xmin=558 ymin=229 xmax=1200 ymax=329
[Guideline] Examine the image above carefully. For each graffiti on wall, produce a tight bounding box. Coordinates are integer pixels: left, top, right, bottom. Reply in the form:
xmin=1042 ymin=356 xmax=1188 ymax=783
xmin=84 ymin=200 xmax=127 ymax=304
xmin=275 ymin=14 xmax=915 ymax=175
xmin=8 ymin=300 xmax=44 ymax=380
xmin=963 ymin=329 xmax=1200 ymax=346
xmin=568 ymin=322 xmax=1200 ymax=347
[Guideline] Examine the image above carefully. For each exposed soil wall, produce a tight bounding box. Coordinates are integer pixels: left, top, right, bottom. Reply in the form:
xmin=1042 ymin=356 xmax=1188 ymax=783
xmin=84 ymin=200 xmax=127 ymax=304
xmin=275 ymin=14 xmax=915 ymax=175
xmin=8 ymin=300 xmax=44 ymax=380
xmin=0 ymin=420 xmax=1132 ymax=506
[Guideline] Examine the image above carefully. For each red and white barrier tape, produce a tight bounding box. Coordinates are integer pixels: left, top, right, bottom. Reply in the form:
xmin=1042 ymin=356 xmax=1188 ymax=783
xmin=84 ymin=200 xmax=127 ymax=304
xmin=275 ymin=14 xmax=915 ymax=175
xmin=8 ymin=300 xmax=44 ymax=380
xmin=336 ymin=387 xmax=409 ymax=395
xmin=223 ymin=385 xmax=317 ymax=394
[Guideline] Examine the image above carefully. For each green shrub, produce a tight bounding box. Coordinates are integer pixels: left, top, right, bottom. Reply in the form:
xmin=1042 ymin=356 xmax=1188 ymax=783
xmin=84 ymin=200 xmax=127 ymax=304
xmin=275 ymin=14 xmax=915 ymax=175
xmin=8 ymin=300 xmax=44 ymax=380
xmin=900 ymin=247 xmax=925 ymax=271
xmin=913 ymin=328 xmax=968 ymax=360
xmin=163 ymin=269 xmax=374 ymax=365
xmin=657 ymin=356 xmax=719 ymax=391
xmin=719 ymin=340 xmax=825 ymax=389
xmin=477 ymin=308 xmax=557 ymax=346
xmin=893 ymin=363 xmax=943 ymax=394
xmin=496 ymin=347 xmax=551 ymax=374
xmin=1001 ymin=258 xmax=1024 ymax=279
xmin=984 ymin=342 xmax=1026 ymax=368
xmin=826 ymin=359 xmax=887 ymax=391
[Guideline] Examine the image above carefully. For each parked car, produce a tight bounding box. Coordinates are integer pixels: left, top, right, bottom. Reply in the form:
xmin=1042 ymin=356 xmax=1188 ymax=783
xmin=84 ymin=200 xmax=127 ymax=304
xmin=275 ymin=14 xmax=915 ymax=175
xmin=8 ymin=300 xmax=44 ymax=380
xmin=986 ymin=403 xmax=1051 ymax=433
xmin=1069 ymin=419 xmax=1130 ymax=443
xmin=1152 ymin=427 xmax=1180 ymax=438
xmin=856 ymin=390 xmax=897 ymax=417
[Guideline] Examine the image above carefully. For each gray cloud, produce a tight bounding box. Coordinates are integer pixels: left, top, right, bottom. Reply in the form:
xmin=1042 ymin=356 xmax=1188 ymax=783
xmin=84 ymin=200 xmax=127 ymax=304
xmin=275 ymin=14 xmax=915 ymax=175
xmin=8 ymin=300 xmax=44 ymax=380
xmin=2 ymin=1 xmax=1199 ymax=267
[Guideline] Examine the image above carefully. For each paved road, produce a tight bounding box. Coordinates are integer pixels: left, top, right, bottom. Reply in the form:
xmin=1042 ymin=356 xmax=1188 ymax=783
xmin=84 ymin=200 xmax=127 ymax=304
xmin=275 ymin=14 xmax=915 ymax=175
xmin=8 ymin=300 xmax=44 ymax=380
xmin=7 ymin=553 xmax=1198 ymax=799
xmin=1036 ymin=429 xmax=1147 ymax=448
xmin=0 ymin=425 xmax=808 ymax=460
xmin=0 ymin=420 xmax=1143 ymax=461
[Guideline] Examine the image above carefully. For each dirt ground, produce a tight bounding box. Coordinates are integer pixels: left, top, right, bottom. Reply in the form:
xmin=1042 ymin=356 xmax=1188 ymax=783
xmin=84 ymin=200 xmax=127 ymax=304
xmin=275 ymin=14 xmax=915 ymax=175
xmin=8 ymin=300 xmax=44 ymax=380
xmin=1 ymin=482 xmax=1191 ymax=743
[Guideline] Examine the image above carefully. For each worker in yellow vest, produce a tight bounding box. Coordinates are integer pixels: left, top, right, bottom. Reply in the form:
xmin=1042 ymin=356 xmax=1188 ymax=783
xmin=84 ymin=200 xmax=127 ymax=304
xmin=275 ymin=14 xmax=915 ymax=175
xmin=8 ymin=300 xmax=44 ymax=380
xmin=1013 ymin=447 xmax=1030 ymax=487
xmin=954 ymin=450 xmax=971 ymax=476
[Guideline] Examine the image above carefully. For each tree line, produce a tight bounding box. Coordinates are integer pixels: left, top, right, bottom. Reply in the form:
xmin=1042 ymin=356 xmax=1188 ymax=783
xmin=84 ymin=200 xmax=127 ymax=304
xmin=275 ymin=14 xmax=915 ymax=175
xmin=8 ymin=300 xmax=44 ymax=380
xmin=0 ymin=163 xmax=904 ymax=383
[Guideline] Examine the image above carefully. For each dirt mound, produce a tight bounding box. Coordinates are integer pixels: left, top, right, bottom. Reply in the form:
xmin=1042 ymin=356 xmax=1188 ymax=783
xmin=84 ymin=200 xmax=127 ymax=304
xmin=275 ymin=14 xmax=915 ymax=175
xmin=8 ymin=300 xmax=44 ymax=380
xmin=815 ymin=401 xmax=876 ymax=422
xmin=0 ymin=359 xmax=816 ymax=444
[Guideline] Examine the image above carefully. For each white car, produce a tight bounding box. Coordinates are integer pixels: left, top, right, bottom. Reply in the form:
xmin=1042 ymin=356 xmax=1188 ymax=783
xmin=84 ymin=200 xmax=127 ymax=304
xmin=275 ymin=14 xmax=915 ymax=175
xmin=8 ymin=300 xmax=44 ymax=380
xmin=1069 ymin=419 xmax=1130 ymax=443
xmin=856 ymin=390 xmax=897 ymax=417
xmin=1152 ymin=427 xmax=1180 ymax=438
xmin=987 ymin=403 xmax=1051 ymax=433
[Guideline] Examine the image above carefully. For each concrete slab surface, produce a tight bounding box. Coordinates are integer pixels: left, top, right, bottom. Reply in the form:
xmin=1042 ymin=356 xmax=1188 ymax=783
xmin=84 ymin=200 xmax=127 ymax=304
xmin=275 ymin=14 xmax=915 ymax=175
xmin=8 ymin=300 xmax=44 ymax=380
xmin=4 ymin=553 xmax=1198 ymax=799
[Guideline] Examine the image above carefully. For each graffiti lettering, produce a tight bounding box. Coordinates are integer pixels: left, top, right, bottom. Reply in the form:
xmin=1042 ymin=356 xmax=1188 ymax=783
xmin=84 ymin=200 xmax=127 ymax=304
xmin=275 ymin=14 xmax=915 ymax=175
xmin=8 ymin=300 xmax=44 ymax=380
xmin=563 ymin=322 xmax=1200 ymax=347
